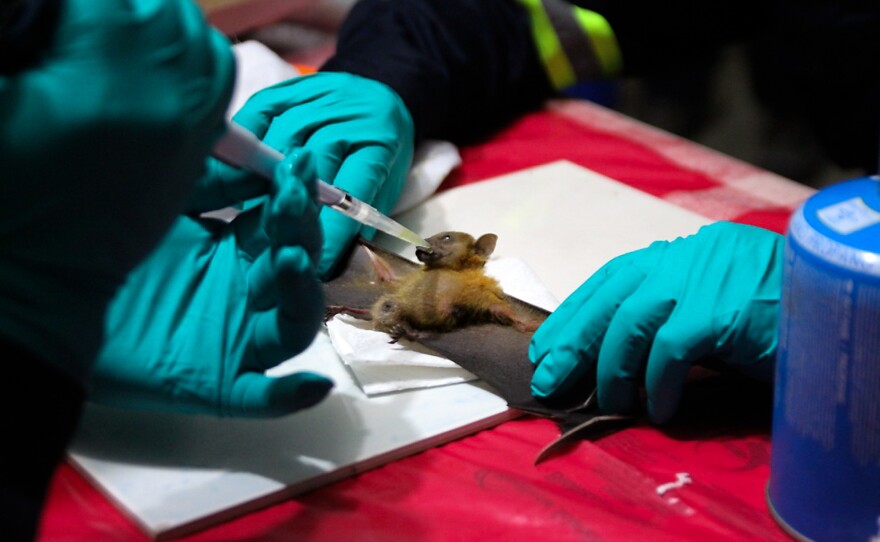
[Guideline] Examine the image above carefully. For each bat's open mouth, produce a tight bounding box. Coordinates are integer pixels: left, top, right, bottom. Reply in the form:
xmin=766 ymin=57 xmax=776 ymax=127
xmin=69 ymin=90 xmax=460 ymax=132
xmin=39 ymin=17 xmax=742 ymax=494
xmin=415 ymin=247 xmax=438 ymax=263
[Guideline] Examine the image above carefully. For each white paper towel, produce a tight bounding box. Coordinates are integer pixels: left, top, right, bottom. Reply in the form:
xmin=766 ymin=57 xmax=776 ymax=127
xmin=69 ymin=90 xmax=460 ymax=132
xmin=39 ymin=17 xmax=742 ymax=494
xmin=326 ymin=257 xmax=559 ymax=396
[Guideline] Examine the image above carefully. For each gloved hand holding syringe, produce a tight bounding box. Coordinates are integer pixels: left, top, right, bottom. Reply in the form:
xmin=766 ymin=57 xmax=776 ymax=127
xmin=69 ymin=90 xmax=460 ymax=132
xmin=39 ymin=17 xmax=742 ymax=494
xmin=213 ymin=121 xmax=429 ymax=249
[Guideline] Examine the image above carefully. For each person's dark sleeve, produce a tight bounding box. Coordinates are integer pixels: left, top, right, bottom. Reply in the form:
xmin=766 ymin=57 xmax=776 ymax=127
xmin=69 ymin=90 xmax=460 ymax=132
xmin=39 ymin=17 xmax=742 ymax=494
xmin=0 ymin=337 xmax=85 ymax=541
xmin=0 ymin=0 xmax=60 ymax=73
xmin=1 ymin=4 xmax=85 ymax=536
xmin=320 ymin=0 xmax=768 ymax=144
xmin=321 ymin=0 xmax=554 ymax=144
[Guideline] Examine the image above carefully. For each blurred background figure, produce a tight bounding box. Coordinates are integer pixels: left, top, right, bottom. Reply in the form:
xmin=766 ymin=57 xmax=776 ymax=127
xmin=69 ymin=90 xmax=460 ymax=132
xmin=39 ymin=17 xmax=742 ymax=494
xmin=239 ymin=0 xmax=877 ymax=187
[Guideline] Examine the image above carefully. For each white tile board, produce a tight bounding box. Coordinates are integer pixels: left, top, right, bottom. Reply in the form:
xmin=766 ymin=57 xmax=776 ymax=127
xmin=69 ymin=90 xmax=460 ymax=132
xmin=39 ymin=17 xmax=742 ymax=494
xmin=379 ymin=160 xmax=713 ymax=301
xmin=68 ymin=161 xmax=712 ymax=539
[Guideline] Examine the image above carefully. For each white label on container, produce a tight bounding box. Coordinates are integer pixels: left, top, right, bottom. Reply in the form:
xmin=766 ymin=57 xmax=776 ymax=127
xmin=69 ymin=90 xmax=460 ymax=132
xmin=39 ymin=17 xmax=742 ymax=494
xmin=816 ymin=197 xmax=880 ymax=235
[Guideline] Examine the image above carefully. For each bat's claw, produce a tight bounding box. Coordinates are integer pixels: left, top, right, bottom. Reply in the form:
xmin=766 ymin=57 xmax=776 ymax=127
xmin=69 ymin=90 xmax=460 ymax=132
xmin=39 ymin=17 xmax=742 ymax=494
xmin=324 ymin=306 xmax=343 ymax=323
xmin=386 ymin=324 xmax=429 ymax=344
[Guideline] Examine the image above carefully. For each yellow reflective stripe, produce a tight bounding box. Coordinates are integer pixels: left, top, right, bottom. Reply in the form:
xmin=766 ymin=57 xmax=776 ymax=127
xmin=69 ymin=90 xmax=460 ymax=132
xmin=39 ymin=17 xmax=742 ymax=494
xmin=572 ymin=8 xmax=622 ymax=76
xmin=516 ymin=0 xmax=576 ymax=90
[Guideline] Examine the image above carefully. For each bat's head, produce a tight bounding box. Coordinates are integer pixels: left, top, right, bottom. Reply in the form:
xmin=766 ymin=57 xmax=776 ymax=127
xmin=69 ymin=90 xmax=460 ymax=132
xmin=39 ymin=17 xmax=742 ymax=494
xmin=416 ymin=231 xmax=497 ymax=270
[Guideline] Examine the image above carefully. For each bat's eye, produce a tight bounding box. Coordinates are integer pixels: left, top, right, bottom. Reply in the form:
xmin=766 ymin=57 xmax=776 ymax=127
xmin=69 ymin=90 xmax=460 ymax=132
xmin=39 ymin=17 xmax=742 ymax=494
xmin=441 ymin=234 xmax=453 ymax=243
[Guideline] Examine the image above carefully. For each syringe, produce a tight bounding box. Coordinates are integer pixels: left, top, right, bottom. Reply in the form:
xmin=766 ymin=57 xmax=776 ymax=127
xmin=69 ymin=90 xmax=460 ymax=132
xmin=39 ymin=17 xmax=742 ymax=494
xmin=212 ymin=121 xmax=430 ymax=249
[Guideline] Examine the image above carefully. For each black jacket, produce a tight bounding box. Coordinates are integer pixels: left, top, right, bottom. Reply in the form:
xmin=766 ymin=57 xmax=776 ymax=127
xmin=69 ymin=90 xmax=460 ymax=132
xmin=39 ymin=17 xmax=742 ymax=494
xmin=323 ymin=0 xmax=880 ymax=171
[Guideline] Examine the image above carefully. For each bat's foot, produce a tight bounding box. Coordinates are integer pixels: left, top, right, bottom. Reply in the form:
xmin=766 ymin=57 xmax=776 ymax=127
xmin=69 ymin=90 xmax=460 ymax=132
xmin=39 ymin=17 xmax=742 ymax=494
xmin=387 ymin=325 xmax=427 ymax=344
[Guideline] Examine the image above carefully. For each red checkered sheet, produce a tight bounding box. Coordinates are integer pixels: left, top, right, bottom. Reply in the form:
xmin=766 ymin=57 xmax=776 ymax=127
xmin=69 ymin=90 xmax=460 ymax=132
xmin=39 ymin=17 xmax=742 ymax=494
xmin=39 ymin=99 xmax=813 ymax=542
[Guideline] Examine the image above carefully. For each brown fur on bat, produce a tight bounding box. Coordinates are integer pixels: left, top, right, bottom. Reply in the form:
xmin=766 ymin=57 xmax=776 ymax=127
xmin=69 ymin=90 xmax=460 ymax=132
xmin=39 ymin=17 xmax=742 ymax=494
xmin=326 ymin=231 xmax=540 ymax=343
xmin=323 ymin=233 xmax=635 ymax=461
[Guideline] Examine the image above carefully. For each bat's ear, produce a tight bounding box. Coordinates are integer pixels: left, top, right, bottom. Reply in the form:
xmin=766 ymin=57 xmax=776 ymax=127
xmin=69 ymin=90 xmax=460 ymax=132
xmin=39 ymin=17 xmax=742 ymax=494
xmin=474 ymin=234 xmax=498 ymax=258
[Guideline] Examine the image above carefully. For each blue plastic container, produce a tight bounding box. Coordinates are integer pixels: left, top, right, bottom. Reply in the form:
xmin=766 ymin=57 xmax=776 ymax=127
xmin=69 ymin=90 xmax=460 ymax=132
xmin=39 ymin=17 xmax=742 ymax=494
xmin=769 ymin=176 xmax=880 ymax=541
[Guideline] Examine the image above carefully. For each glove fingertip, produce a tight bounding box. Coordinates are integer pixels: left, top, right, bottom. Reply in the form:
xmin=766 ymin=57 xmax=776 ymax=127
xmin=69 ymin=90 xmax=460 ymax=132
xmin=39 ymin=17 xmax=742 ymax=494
xmin=268 ymin=372 xmax=334 ymax=414
xmin=643 ymin=358 xmax=690 ymax=425
xmin=527 ymin=337 xmax=544 ymax=367
xmin=281 ymin=147 xmax=318 ymax=188
xmin=596 ymin=380 xmax=640 ymax=418
xmin=530 ymin=353 xmax=573 ymax=399
xmin=276 ymin=244 xmax=313 ymax=277
xmin=646 ymin=394 xmax=679 ymax=425
xmin=530 ymin=382 xmax=553 ymax=400
xmin=234 ymin=372 xmax=334 ymax=417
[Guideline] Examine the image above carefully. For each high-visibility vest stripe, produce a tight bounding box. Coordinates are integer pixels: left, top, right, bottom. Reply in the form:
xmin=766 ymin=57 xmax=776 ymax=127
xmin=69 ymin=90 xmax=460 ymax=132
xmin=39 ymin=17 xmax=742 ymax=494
xmin=516 ymin=0 xmax=622 ymax=90
xmin=572 ymin=8 xmax=622 ymax=77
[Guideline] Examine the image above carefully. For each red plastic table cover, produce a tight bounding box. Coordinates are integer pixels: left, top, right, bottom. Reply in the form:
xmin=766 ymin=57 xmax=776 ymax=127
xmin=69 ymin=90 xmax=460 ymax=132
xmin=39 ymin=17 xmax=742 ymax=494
xmin=37 ymin=99 xmax=814 ymax=541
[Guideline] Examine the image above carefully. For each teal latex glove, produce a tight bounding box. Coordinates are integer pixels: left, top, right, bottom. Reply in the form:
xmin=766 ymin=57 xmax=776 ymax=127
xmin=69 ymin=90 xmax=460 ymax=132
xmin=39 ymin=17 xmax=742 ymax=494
xmin=0 ymin=0 xmax=234 ymax=381
xmin=530 ymin=222 xmax=784 ymax=424
xmin=201 ymin=71 xmax=415 ymax=277
xmin=90 ymin=153 xmax=333 ymax=417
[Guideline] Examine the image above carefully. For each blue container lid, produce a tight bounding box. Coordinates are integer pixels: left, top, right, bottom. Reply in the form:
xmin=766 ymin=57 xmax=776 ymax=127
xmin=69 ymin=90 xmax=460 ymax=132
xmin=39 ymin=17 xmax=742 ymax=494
xmin=790 ymin=176 xmax=880 ymax=278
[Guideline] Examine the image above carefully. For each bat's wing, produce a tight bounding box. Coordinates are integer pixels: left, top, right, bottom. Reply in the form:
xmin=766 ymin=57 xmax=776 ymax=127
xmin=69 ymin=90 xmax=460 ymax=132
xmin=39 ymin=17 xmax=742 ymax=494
xmin=323 ymin=238 xmax=636 ymax=462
